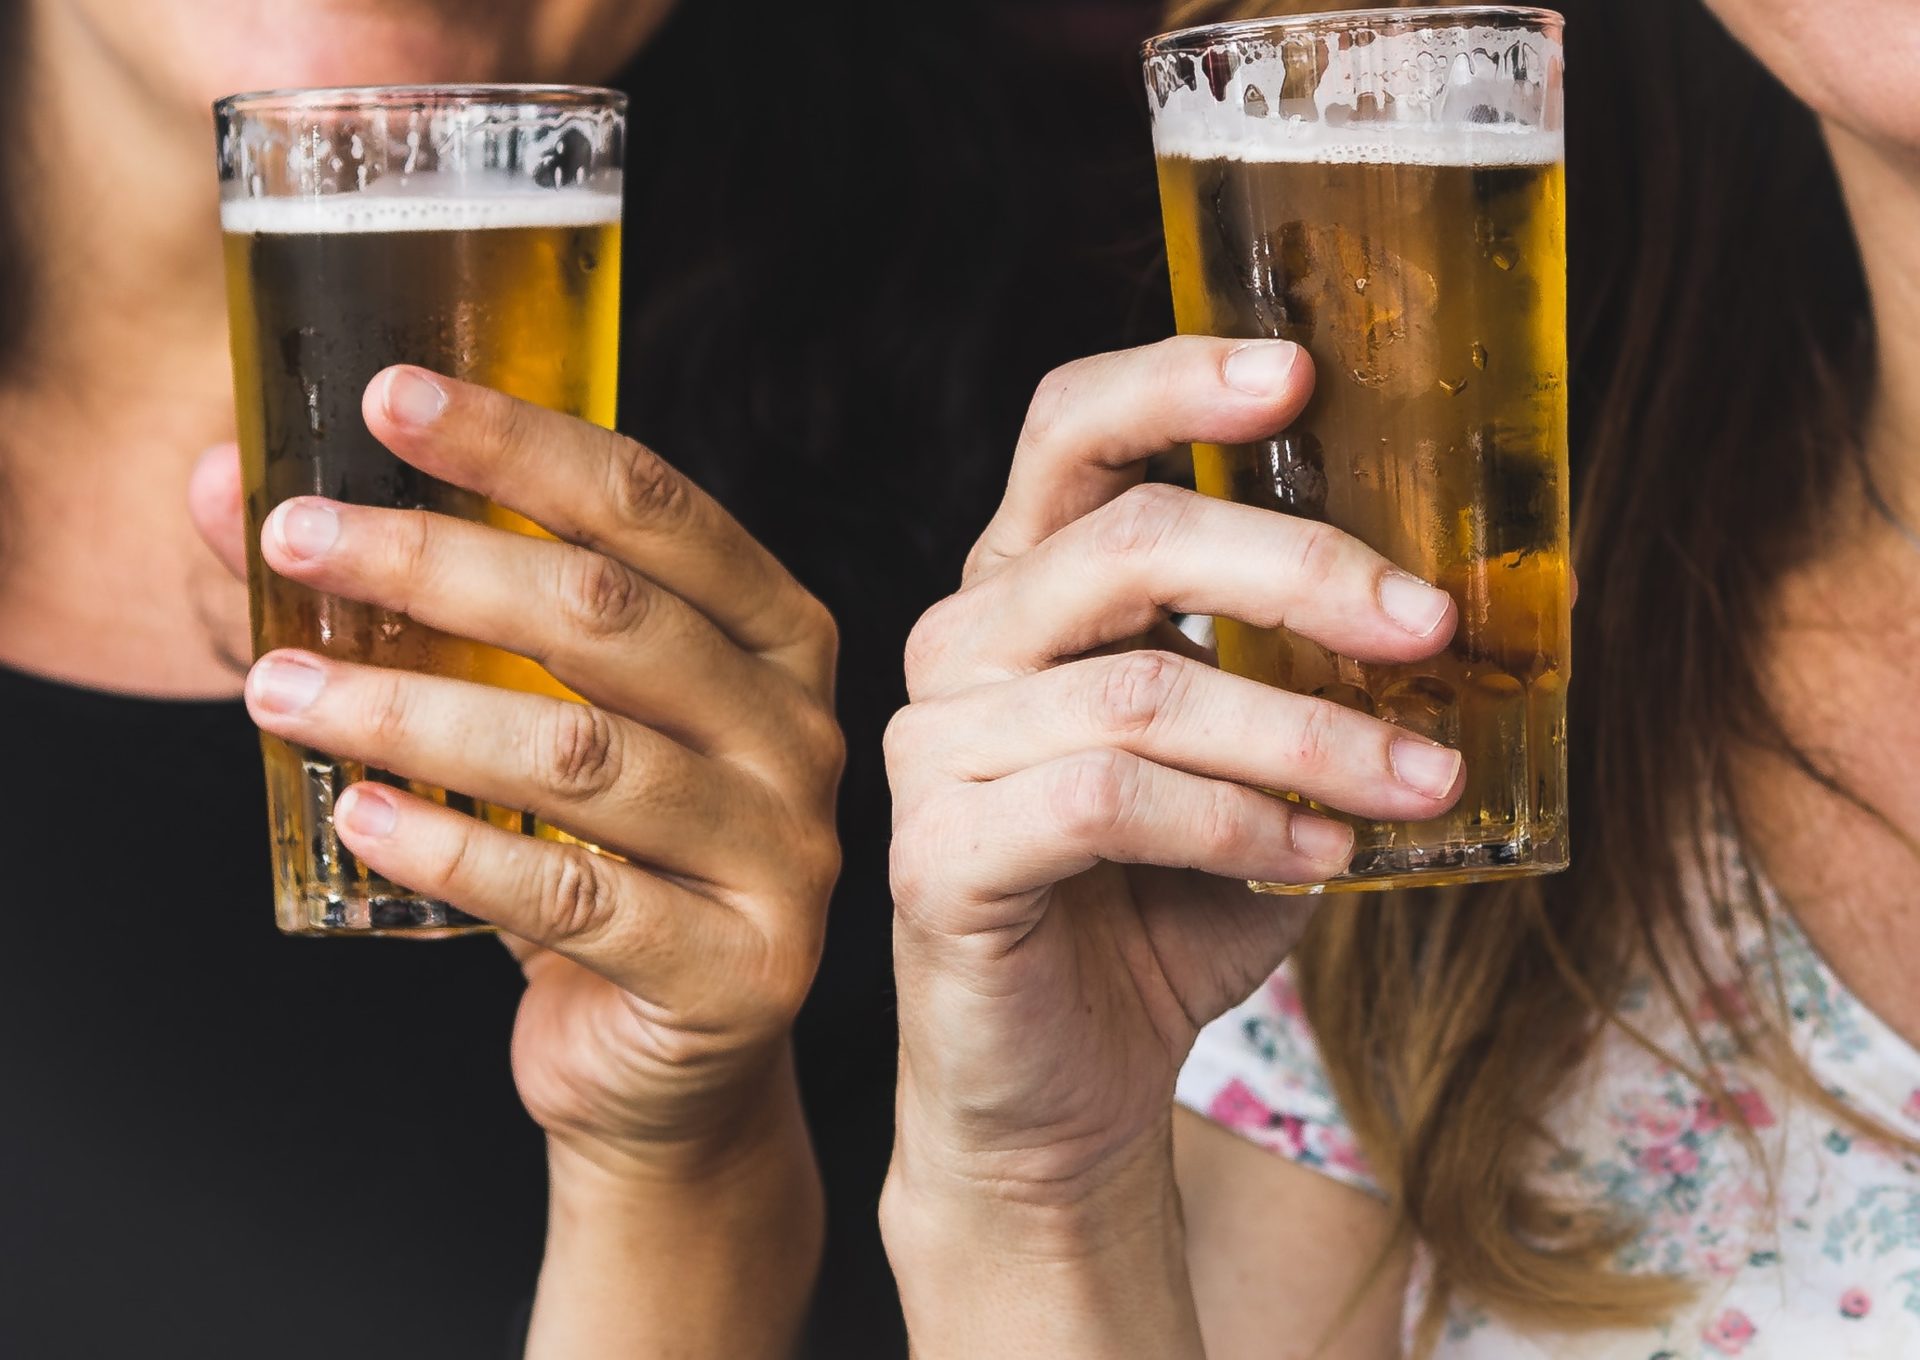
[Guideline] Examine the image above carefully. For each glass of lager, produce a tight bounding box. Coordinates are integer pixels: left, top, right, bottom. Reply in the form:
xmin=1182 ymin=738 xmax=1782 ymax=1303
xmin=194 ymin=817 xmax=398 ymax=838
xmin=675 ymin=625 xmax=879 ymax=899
xmin=215 ymin=87 xmax=624 ymax=935
xmin=1143 ymin=8 xmax=1569 ymax=893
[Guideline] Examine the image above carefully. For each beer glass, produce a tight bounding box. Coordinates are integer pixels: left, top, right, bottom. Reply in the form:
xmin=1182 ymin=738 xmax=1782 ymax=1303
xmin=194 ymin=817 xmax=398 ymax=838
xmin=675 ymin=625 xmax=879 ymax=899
xmin=216 ymin=87 xmax=624 ymax=935
xmin=1143 ymin=8 xmax=1569 ymax=893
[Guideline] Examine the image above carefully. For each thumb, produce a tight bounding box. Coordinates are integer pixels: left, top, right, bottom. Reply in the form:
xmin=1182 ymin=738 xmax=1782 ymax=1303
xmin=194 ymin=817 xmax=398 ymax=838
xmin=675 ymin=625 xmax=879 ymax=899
xmin=187 ymin=442 xmax=248 ymax=581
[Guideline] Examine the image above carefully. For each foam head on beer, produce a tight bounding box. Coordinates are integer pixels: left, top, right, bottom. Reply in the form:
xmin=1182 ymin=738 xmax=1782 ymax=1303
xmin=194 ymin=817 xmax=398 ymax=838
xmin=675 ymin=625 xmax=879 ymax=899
xmin=219 ymin=173 xmax=624 ymax=235
xmin=1146 ymin=20 xmax=1564 ymax=167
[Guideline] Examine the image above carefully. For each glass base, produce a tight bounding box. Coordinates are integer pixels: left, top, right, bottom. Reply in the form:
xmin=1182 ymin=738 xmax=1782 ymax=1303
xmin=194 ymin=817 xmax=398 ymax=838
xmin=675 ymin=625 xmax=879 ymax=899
xmin=1253 ymin=829 xmax=1569 ymax=896
xmin=277 ymin=891 xmax=494 ymax=938
xmin=264 ymin=736 xmax=499 ymax=939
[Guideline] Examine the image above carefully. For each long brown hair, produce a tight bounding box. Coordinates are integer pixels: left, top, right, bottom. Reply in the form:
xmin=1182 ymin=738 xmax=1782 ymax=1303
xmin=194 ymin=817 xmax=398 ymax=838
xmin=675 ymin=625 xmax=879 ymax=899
xmin=1169 ymin=0 xmax=1899 ymax=1344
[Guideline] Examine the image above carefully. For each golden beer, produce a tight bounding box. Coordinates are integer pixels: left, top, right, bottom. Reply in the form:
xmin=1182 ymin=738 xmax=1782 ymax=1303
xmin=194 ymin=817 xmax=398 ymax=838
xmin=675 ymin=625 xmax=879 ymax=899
xmin=1146 ymin=13 xmax=1569 ymax=891
xmin=218 ymin=88 xmax=624 ymax=934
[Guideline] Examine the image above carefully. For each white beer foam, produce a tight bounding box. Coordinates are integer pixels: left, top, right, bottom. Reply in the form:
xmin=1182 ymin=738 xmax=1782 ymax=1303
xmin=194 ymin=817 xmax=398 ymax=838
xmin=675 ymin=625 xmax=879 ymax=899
xmin=1148 ymin=22 xmax=1563 ymax=166
xmin=221 ymin=178 xmax=621 ymax=234
xmin=1155 ymin=121 xmax=1563 ymax=166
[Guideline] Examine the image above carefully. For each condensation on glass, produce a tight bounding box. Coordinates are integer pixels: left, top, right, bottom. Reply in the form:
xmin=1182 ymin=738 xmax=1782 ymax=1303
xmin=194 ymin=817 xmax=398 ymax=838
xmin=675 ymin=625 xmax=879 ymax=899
xmin=216 ymin=86 xmax=625 ymax=935
xmin=1143 ymin=8 xmax=1570 ymax=893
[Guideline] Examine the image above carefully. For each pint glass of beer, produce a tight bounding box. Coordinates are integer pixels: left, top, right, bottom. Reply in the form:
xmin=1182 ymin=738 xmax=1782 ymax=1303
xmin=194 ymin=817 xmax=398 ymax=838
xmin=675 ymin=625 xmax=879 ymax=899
xmin=216 ymin=87 xmax=624 ymax=935
xmin=1143 ymin=9 xmax=1569 ymax=892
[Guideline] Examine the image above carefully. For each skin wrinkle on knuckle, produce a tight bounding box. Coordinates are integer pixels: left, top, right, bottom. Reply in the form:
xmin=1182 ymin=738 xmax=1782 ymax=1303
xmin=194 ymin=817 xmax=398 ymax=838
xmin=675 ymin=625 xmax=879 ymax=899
xmin=1194 ymin=784 xmax=1254 ymax=864
xmin=607 ymin=435 xmax=689 ymax=529
xmin=1287 ymin=699 xmax=1344 ymax=775
xmin=1093 ymin=482 xmax=1188 ymax=561
xmin=1282 ymin=521 xmax=1349 ymax=603
xmin=384 ymin=510 xmax=437 ymax=614
xmin=560 ymin=549 xmax=646 ymax=641
xmin=470 ymin=386 xmax=531 ymax=472
xmin=427 ymin=815 xmax=482 ymax=897
xmin=542 ymin=848 xmax=615 ymax=945
xmin=538 ymin=702 xmax=623 ymax=801
xmin=359 ymin=671 xmax=414 ymax=749
xmin=1092 ymin=650 xmax=1185 ymax=740
xmin=1048 ymin=748 xmax=1135 ymax=847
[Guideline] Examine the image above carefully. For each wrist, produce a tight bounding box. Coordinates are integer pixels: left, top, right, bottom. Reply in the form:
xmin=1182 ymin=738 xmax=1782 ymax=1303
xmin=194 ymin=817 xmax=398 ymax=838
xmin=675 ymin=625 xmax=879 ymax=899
xmin=528 ymin=1044 xmax=823 ymax=1360
xmin=882 ymin=1119 xmax=1203 ymax=1360
xmin=546 ymin=1039 xmax=806 ymax=1196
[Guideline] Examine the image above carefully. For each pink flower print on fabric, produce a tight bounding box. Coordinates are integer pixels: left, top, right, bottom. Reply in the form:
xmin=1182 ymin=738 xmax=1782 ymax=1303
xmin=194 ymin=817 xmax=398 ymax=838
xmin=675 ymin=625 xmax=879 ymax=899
xmin=1730 ymin=1088 xmax=1777 ymax=1130
xmin=1840 ymin=1288 xmax=1872 ymax=1319
xmin=1264 ymin=971 xmax=1307 ymax=1020
xmin=1904 ymin=1089 xmax=1920 ymax=1125
xmin=1324 ymin=1128 xmax=1370 ymax=1179
xmin=1703 ymin=1308 xmax=1756 ymax=1354
xmin=1208 ymin=1078 xmax=1272 ymax=1132
xmin=1640 ymin=1142 xmax=1700 ymax=1177
xmin=1692 ymin=1096 xmax=1725 ymax=1135
xmin=1636 ymin=1106 xmax=1688 ymax=1146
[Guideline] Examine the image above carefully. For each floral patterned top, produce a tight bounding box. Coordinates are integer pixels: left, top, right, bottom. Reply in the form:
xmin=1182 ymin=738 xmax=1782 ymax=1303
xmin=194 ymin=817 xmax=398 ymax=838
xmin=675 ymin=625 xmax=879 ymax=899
xmin=1177 ymin=852 xmax=1920 ymax=1358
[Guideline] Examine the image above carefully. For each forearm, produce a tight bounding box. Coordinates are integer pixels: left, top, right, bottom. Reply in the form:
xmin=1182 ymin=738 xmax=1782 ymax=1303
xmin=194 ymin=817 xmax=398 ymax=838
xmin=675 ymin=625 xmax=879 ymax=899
xmin=881 ymin=1127 xmax=1206 ymax=1360
xmin=526 ymin=1048 xmax=824 ymax=1360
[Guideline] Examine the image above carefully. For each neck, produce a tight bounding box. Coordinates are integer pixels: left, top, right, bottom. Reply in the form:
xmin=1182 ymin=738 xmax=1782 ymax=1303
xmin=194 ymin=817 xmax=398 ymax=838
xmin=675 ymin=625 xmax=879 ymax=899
xmin=0 ymin=2 xmax=247 ymax=695
xmin=1830 ymin=123 xmax=1920 ymax=505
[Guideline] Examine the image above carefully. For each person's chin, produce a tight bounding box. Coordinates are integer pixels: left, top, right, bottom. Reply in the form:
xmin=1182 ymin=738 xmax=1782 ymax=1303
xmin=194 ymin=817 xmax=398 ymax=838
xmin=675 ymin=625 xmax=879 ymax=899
xmin=195 ymin=14 xmax=534 ymax=105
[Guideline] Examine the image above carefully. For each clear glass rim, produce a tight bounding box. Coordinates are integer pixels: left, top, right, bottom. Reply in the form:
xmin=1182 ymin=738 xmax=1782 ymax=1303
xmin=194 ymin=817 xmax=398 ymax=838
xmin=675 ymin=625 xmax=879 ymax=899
xmin=1143 ymin=5 xmax=1563 ymax=57
xmin=214 ymin=83 xmax=625 ymax=119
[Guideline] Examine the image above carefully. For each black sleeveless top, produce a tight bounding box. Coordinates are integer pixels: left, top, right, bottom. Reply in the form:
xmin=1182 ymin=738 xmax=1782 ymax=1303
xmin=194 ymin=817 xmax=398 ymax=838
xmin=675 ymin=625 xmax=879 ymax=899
xmin=0 ymin=663 xmax=905 ymax=1357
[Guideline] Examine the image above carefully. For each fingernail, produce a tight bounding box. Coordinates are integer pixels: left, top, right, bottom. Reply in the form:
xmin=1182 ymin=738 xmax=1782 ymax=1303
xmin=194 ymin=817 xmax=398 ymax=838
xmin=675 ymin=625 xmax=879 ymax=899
xmin=1223 ymin=341 xmax=1301 ymax=397
xmin=337 ymin=785 xmax=398 ymax=839
xmin=249 ymin=654 xmax=326 ymax=715
xmin=383 ymin=367 xmax=448 ymax=428
xmin=272 ymin=500 xmax=339 ymax=559
xmin=1379 ymin=572 xmax=1453 ymax=638
xmin=1391 ymin=739 xmax=1464 ymax=800
xmin=1290 ymin=815 xmax=1355 ymax=869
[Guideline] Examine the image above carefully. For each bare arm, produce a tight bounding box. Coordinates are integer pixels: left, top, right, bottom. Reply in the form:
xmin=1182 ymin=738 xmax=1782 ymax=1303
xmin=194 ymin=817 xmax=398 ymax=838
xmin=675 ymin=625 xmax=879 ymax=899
xmin=1177 ymin=1108 xmax=1407 ymax=1360
xmin=528 ymin=1050 xmax=823 ymax=1360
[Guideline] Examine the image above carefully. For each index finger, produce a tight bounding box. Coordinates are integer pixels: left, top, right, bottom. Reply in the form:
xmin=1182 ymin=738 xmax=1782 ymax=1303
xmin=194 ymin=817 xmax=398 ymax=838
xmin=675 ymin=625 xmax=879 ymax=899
xmin=361 ymin=367 xmax=831 ymax=677
xmin=968 ymin=335 xmax=1315 ymax=581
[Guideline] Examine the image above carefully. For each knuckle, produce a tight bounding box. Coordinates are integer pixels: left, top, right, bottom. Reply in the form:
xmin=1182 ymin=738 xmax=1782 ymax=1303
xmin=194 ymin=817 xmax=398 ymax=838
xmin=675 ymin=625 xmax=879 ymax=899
xmin=359 ymin=672 xmax=414 ymax=748
xmin=1284 ymin=520 xmax=1349 ymax=595
xmin=540 ymin=849 xmax=615 ymax=944
xmin=795 ymin=826 xmax=844 ymax=901
xmin=473 ymin=386 xmax=533 ymax=459
xmin=607 ymin=437 xmax=690 ymax=527
xmin=1194 ymin=786 xmax=1254 ymax=862
xmin=1092 ymin=482 xmax=1190 ymax=559
xmin=888 ymin=802 xmax=954 ymax=909
xmin=386 ymin=510 xmax=437 ymax=598
xmin=1091 ymin=650 xmax=1187 ymax=738
xmin=793 ymin=699 xmax=848 ymax=783
xmin=880 ymin=704 xmax=924 ymax=776
xmin=1021 ymin=361 xmax=1084 ymax=447
xmin=535 ymin=703 xmax=623 ymax=800
xmin=902 ymin=597 xmax=960 ymax=694
xmin=1046 ymin=748 xmax=1137 ymax=843
xmin=1287 ymin=699 xmax=1344 ymax=773
xmin=559 ymin=551 xmax=646 ymax=640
